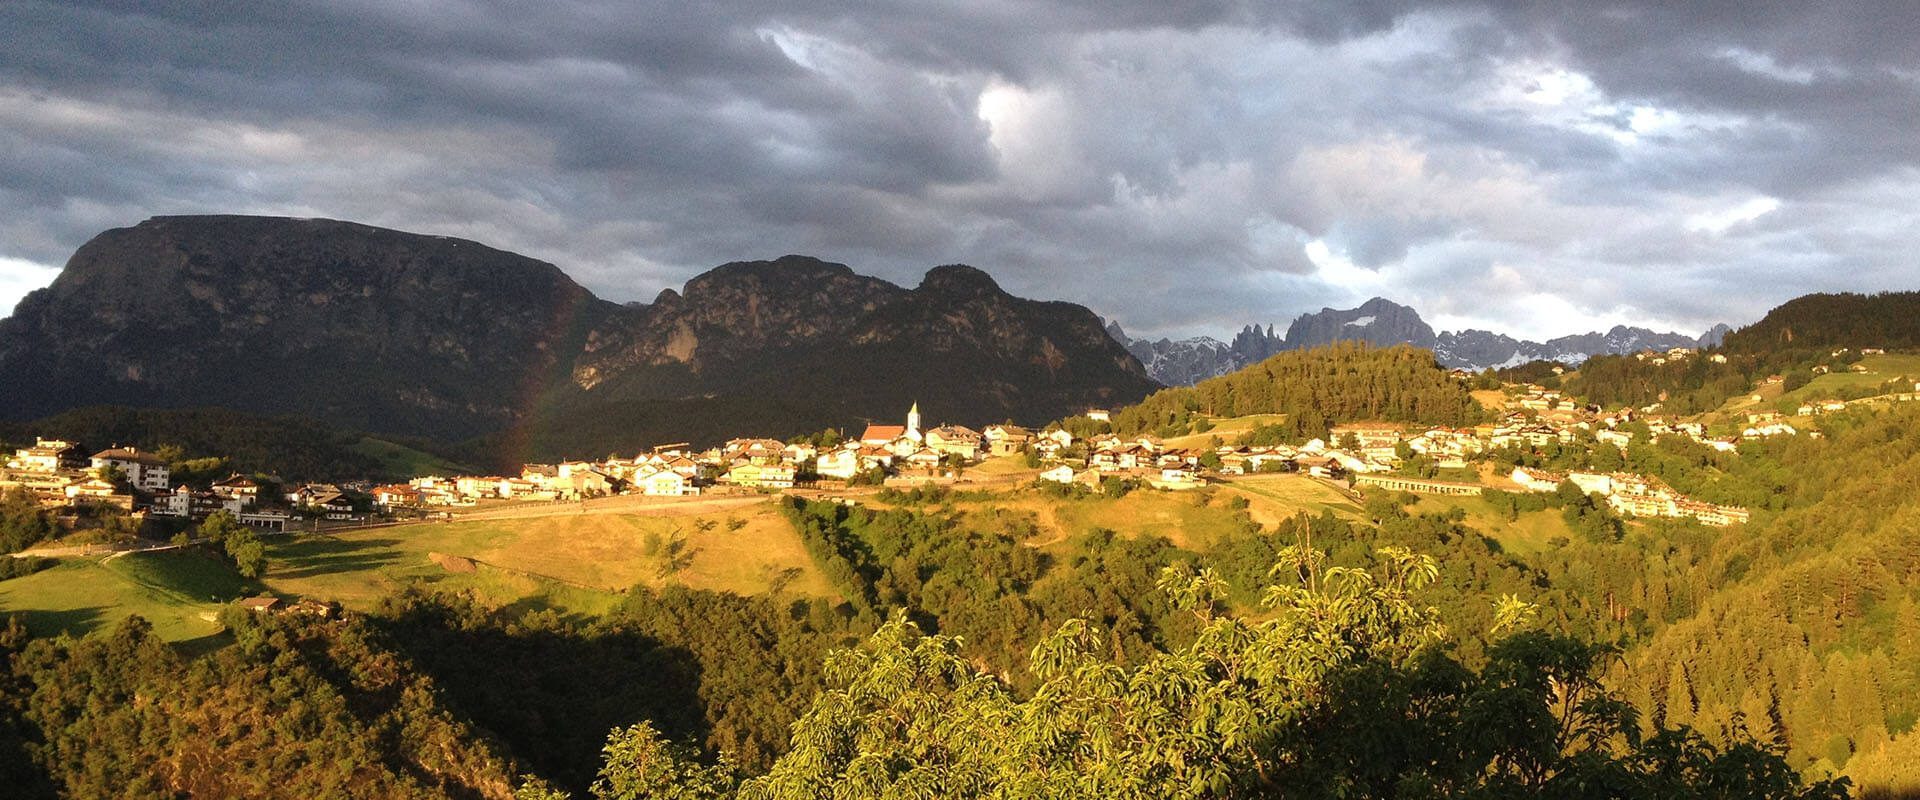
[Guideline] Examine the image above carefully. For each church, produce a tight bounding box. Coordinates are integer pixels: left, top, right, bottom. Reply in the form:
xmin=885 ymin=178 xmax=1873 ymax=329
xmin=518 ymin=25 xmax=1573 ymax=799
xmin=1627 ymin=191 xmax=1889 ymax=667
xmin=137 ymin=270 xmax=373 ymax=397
xmin=858 ymin=402 xmax=924 ymax=448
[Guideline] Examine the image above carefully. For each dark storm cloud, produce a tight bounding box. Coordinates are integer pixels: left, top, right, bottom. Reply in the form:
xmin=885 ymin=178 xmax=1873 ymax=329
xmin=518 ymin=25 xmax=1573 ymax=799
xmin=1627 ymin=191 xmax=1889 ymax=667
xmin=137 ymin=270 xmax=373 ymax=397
xmin=1 ymin=0 xmax=1917 ymax=341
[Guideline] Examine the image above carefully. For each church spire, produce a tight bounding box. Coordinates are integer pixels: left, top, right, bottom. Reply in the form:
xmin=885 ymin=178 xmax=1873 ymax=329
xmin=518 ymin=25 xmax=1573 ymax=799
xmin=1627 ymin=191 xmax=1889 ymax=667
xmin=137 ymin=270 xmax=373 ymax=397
xmin=907 ymin=402 xmax=922 ymax=437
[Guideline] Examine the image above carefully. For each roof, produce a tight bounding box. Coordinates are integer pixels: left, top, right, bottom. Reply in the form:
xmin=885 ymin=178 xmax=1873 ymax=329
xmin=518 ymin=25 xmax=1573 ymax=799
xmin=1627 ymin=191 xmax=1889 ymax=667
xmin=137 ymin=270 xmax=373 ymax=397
xmin=861 ymin=424 xmax=907 ymax=442
xmin=91 ymin=448 xmax=167 ymax=466
xmin=237 ymin=596 xmax=281 ymax=611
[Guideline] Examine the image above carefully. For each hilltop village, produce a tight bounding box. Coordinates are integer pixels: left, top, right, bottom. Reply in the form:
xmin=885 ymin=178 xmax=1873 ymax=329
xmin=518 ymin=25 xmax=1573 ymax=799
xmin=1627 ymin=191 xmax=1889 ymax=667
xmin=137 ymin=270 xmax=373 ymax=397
xmin=10 ymin=344 xmax=1920 ymax=547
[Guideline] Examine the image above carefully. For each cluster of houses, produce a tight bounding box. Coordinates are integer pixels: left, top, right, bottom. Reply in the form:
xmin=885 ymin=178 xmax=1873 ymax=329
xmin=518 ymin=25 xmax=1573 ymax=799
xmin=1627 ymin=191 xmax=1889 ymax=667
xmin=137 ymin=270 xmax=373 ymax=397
xmin=375 ymin=404 xmax=1016 ymax=509
xmin=1 ymin=437 xmax=360 ymax=530
xmin=1509 ymin=466 xmax=1750 ymax=527
xmin=1632 ymin=346 xmax=1726 ymax=367
xmin=1035 ymin=421 xmax=1493 ymax=493
xmin=0 ymin=439 xmax=167 ymax=510
xmin=1505 ymin=386 xmax=1774 ymax=450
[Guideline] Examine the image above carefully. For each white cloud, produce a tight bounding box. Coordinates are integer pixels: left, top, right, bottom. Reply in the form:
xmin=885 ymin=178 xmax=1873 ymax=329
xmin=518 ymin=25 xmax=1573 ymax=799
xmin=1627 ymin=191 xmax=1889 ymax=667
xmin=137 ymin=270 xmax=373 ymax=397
xmin=1685 ymin=196 xmax=1782 ymax=234
xmin=0 ymin=256 xmax=60 ymax=315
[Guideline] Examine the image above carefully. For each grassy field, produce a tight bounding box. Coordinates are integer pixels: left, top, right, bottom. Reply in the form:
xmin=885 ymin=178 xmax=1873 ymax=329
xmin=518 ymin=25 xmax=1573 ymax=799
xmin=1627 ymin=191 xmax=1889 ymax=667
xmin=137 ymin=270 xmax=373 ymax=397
xmin=1711 ymin=353 xmax=1920 ymax=423
xmin=1778 ymin=353 xmax=1920 ymax=407
xmin=912 ymin=476 xmax=1361 ymax=553
xmin=1162 ymin=414 xmax=1289 ymax=449
xmin=1218 ymin=474 xmax=1365 ymax=526
xmin=262 ymin=497 xmax=834 ymax=617
xmin=3 ymin=474 xmax=1382 ymax=645
xmin=0 ymin=550 xmax=250 ymax=642
xmin=1471 ymin=389 xmax=1509 ymax=411
xmin=1408 ymin=494 xmax=1576 ymax=555
xmin=968 ymin=455 xmax=1041 ymax=480
xmin=352 ymin=436 xmax=476 ymax=478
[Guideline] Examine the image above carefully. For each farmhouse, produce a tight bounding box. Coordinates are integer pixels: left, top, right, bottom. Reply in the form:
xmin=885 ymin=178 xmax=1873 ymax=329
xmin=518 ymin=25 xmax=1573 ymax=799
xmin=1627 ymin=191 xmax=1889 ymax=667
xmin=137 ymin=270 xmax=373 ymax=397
xmin=89 ymin=446 xmax=171 ymax=492
xmin=726 ymin=463 xmax=795 ymax=489
xmin=7 ymin=438 xmax=77 ymax=473
xmin=924 ymin=424 xmax=983 ymax=457
xmin=638 ymin=469 xmax=697 ymax=496
xmin=983 ymin=425 xmax=1033 ymax=457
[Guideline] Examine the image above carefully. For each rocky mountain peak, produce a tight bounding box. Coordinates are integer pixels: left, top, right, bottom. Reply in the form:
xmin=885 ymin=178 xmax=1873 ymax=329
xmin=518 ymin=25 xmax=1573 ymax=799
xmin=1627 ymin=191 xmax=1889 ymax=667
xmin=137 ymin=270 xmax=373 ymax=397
xmin=681 ymin=255 xmax=866 ymax=300
xmin=916 ymin=264 xmax=1005 ymax=299
xmin=1285 ymin=296 xmax=1436 ymax=350
xmin=0 ymin=214 xmax=614 ymax=440
xmin=1 ymin=220 xmax=1158 ymax=456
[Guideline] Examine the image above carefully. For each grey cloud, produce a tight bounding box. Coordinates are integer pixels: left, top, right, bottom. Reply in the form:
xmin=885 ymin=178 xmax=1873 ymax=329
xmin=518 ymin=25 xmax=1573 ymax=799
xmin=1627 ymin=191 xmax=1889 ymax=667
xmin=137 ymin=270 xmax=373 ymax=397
xmin=0 ymin=0 xmax=1917 ymax=341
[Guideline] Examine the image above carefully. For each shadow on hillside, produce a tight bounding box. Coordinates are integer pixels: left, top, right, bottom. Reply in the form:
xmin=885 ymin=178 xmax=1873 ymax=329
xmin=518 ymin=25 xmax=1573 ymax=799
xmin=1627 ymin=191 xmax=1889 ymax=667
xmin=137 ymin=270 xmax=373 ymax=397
xmin=170 ymin=629 xmax=236 ymax=659
xmin=374 ymin=599 xmax=709 ymax=796
xmin=15 ymin=606 xmax=109 ymax=639
xmin=272 ymin=537 xmax=405 ymax=579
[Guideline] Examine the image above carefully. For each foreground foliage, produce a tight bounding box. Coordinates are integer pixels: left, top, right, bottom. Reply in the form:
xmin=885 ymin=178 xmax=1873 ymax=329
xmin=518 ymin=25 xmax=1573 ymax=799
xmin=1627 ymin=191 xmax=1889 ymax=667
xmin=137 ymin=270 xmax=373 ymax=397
xmin=0 ymin=610 xmax=518 ymax=798
xmin=541 ymin=547 xmax=1844 ymax=799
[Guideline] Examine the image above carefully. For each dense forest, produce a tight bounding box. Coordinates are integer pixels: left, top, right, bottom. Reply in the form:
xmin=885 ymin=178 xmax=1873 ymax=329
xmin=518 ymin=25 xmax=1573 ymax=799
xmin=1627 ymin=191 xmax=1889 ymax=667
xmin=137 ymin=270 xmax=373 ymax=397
xmin=1721 ymin=292 xmax=1920 ymax=354
xmin=1112 ymin=342 xmax=1485 ymax=437
xmin=0 ymin=405 xmax=468 ymax=481
xmin=1564 ymin=292 xmax=1920 ymax=414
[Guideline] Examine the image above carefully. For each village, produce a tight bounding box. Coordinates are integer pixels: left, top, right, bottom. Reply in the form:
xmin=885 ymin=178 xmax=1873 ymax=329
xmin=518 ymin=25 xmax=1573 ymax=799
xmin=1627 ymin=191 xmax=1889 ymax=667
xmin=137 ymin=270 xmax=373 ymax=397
xmin=16 ymin=345 xmax=1920 ymax=540
xmin=2 ymin=373 xmax=1811 ymax=539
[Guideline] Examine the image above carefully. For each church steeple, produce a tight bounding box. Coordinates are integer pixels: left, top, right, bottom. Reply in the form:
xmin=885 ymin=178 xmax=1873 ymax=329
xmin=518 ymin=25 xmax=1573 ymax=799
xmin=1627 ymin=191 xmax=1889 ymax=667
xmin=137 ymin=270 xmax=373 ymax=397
xmin=906 ymin=402 xmax=922 ymax=437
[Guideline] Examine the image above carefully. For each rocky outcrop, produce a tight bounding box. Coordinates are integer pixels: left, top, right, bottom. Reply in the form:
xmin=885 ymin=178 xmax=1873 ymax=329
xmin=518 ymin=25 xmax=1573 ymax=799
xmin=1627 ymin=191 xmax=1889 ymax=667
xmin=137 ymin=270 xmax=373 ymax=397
xmin=1111 ymin=296 xmax=1731 ymax=385
xmin=0 ymin=222 xmax=1159 ymax=456
xmin=0 ymin=215 xmax=612 ymax=440
xmin=544 ymin=257 xmax=1158 ymax=454
xmin=1284 ymin=297 xmax=1437 ymax=350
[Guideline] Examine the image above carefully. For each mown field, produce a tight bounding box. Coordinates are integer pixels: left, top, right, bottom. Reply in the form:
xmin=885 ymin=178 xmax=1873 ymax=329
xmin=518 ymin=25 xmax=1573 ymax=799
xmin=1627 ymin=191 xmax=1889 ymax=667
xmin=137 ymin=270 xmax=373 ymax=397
xmin=1780 ymin=353 xmax=1920 ymax=405
xmin=0 ymin=470 xmax=1576 ymax=645
xmin=1408 ymin=494 xmax=1578 ymax=555
xmin=0 ymin=549 xmax=247 ymax=643
xmin=1712 ymin=352 xmax=1920 ymax=422
xmin=1160 ymin=413 xmax=1289 ymax=449
xmin=261 ymin=497 xmax=835 ymax=617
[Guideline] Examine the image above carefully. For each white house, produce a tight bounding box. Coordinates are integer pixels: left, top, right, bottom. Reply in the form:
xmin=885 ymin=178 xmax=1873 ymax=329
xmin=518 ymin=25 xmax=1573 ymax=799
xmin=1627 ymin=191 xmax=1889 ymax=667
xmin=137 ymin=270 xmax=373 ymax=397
xmin=639 ymin=469 xmax=696 ymax=496
xmin=89 ymin=447 xmax=170 ymax=492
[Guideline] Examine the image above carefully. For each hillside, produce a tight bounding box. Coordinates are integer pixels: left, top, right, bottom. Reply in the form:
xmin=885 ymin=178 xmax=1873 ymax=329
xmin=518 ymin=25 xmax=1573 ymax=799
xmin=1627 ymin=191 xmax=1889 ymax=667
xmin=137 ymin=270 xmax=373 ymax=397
xmin=0 ymin=219 xmax=1159 ymax=462
xmin=0 ymin=216 xmax=615 ymax=441
xmin=0 ymin=405 xmax=468 ymax=481
xmin=1112 ymin=341 xmax=1485 ymax=437
xmin=526 ymin=257 xmax=1158 ymax=456
xmin=1722 ymin=291 xmax=1920 ymax=353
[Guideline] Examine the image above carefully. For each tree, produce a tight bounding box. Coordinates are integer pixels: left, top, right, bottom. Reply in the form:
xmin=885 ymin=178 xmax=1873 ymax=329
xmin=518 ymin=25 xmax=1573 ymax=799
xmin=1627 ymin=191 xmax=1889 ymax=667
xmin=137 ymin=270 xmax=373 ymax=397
xmin=224 ymin=525 xmax=267 ymax=579
xmin=594 ymin=542 xmax=1847 ymax=800
xmin=0 ymin=488 xmax=57 ymax=553
xmin=198 ymin=511 xmax=264 ymax=577
xmin=199 ymin=510 xmax=241 ymax=544
xmin=95 ymin=463 xmax=132 ymax=494
xmin=591 ymin=722 xmax=737 ymax=800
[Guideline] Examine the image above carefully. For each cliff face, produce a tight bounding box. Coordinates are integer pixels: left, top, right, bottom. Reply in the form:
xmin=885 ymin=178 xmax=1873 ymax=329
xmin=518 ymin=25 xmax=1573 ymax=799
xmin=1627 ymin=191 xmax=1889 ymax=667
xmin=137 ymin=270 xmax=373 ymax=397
xmin=0 ymin=223 xmax=1158 ymax=456
xmin=537 ymin=257 xmax=1158 ymax=454
xmin=1284 ymin=297 xmax=1437 ymax=350
xmin=0 ymin=215 xmax=613 ymax=439
xmin=1114 ymin=296 xmax=1731 ymax=385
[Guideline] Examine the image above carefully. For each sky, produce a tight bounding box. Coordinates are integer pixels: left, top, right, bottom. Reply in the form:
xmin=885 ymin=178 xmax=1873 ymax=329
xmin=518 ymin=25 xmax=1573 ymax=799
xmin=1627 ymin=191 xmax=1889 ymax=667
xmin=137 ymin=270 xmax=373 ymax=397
xmin=2 ymin=1 xmax=1918 ymax=342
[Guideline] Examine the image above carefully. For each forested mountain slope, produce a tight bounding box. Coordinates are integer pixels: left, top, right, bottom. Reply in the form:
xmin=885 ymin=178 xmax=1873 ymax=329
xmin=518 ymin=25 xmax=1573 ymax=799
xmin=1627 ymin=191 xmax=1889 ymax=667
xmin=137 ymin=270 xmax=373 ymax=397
xmin=1111 ymin=342 xmax=1485 ymax=438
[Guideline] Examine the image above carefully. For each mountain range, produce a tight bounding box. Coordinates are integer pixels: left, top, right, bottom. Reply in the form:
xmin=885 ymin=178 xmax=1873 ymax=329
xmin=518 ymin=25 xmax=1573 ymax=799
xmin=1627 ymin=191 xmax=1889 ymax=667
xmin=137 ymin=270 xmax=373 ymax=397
xmin=0 ymin=216 xmax=1156 ymax=461
xmin=1109 ymin=297 xmax=1731 ymax=385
